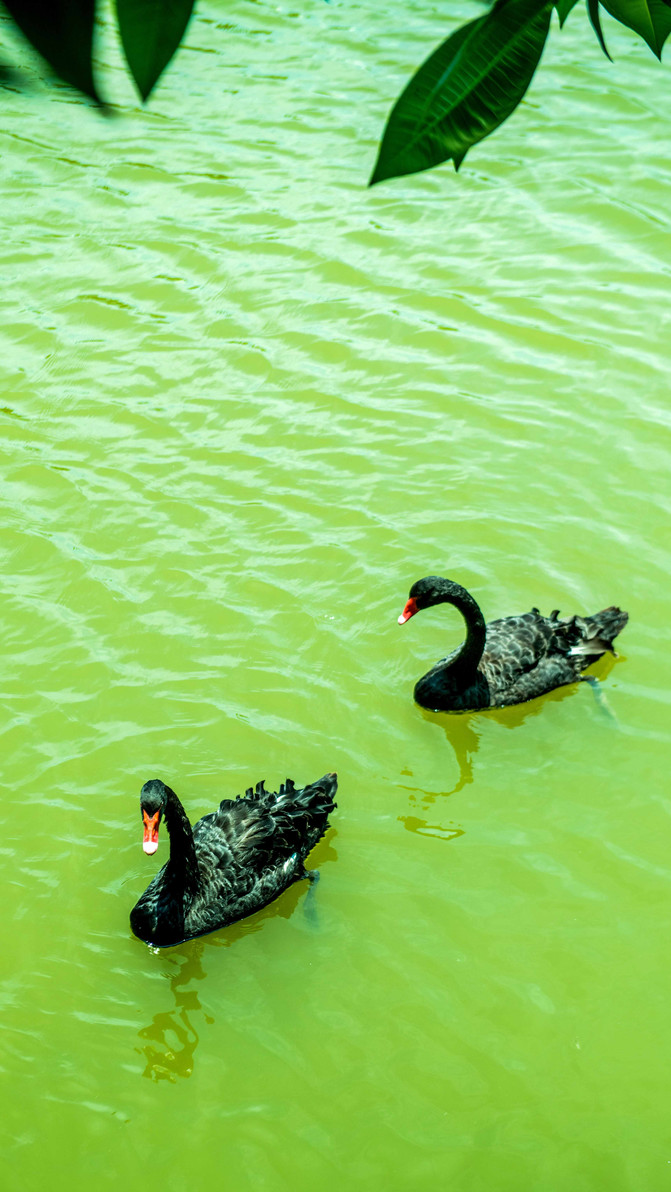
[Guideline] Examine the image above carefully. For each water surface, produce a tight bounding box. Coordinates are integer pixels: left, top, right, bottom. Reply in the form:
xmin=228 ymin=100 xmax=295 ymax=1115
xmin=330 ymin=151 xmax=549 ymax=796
xmin=1 ymin=3 xmax=670 ymax=1189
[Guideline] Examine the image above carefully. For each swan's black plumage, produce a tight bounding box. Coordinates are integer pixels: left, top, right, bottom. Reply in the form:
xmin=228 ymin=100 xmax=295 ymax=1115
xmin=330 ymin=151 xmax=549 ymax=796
xmin=399 ymin=576 xmax=628 ymax=712
xmin=130 ymin=773 xmax=337 ymax=947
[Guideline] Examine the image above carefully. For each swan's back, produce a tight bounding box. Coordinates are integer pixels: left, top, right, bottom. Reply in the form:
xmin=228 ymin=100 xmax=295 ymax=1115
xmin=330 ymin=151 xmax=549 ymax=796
xmin=181 ymin=773 xmax=337 ymax=939
xmin=480 ymin=606 xmax=628 ymax=706
xmin=194 ymin=774 xmax=337 ymax=875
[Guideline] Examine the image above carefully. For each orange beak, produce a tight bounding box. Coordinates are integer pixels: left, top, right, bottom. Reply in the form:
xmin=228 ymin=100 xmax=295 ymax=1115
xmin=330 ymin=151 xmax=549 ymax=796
xmin=142 ymin=810 xmax=160 ymax=855
xmin=398 ymin=597 xmax=418 ymax=625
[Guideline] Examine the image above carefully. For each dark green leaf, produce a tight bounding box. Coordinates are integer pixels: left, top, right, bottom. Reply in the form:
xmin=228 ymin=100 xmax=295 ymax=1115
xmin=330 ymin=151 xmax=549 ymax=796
xmin=370 ymin=0 xmax=553 ymax=185
xmin=554 ymin=0 xmax=581 ymax=25
xmin=115 ymin=0 xmax=195 ymax=101
xmin=3 ymin=0 xmax=100 ymax=100
xmin=600 ymin=0 xmax=671 ymax=56
xmin=587 ymin=0 xmax=614 ymax=59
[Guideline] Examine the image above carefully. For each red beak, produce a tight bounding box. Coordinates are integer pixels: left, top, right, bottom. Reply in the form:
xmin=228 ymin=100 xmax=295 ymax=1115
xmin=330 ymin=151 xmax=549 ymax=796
xmin=398 ymin=597 xmax=418 ymax=625
xmin=142 ymin=810 xmax=160 ymax=855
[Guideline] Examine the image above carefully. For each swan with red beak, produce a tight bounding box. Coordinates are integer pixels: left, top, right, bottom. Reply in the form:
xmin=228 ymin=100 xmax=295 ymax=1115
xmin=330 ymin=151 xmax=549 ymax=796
xmin=398 ymin=596 xmax=418 ymax=624
xmin=397 ymin=575 xmax=628 ymax=712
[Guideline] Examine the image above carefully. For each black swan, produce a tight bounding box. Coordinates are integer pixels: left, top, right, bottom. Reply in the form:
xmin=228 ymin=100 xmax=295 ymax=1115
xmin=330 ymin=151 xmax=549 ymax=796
xmin=130 ymin=772 xmax=337 ymax=947
xmin=398 ymin=576 xmax=628 ymax=712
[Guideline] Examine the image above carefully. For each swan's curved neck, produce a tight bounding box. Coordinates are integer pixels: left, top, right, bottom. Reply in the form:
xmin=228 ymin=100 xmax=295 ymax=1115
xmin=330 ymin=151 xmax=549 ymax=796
xmin=164 ymin=789 xmax=200 ymax=894
xmin=438 ymin=582 xmax=486 ymax=671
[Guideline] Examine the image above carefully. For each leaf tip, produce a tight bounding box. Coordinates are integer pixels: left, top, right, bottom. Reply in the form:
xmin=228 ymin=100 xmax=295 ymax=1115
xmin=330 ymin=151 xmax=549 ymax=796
xmin=368 ymin=157 xmax=390 ymax=187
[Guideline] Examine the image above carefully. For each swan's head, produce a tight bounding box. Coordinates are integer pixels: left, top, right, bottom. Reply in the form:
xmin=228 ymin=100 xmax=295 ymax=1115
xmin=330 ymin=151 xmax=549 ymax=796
xmin=398 ymin=576 xmax=448 ymax=624
xmin=139 ymin=779 xmax=172 ymax=854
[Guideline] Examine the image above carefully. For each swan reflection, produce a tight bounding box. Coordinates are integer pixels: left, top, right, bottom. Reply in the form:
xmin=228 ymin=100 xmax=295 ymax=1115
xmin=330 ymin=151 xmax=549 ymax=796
xmin=399 ymin=654 xmax=621 ymax=838
xmin=136 ymin=943 xmax=205 ymax=1081
xmin=135 ymin=830 xmax=337 ymax=1082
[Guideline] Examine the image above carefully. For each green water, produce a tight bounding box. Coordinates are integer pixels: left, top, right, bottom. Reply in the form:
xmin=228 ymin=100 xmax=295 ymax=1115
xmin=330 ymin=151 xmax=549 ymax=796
xmin=2 ymin=2 xmax=670 ymax=1188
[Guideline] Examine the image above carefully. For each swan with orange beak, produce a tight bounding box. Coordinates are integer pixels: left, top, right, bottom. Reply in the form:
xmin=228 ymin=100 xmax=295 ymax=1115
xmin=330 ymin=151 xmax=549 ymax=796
xmin=141 ymin=808 xmax=160 ymax=854
xmin=131 ymin=773 xmax=338 ymax=946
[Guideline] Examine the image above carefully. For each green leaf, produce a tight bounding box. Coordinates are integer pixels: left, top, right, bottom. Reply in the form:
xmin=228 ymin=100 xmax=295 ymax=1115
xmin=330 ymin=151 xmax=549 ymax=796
xmin=554 ymin=0 xmax=581 ymax=26
xmin=587 ymin=0 xmax=614 ymax=59
xmin=3 ymin=0 xmax=100 ymax=101
xmin=115 ymin=0 xmax=195 ymax=101
xmin=370 ymin=0 xmax=553 ymax=186
xmin=600 ymin=0 xmax=671 ymax=56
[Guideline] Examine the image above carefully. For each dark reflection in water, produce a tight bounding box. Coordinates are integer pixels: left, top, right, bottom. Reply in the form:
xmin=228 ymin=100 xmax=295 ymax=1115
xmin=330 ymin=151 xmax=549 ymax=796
xmin=135 ymin=831 xmax=338 ymax=1082
xmin=136 ymin=940 xmax=207 ymax=1082
xmin=400 ymin=814 xmax=465 ymax=842
xmin=399 ymin=656 xmax=621 ymax=839
xmin=0 ymin=61 xmax=24 ymax=91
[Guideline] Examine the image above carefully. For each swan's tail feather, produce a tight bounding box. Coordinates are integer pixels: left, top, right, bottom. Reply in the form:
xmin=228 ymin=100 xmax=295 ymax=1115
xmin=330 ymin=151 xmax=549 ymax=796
xmin=569 ymin=635 xmax=616 ymax=658
xmin=581 ymin=606 xmax=628 ymax=654
xmin=279 ymin=772 xmax=337 ymax=815
xmin=229 ymin=773 xmax=337 ymax=867
xmin=272 ymin=773 xmax=337 ymax=856
xmin=587 ymin=605 xmax=628 ymax=636
xmin=558 ymin=606 xmax=628 ymax=661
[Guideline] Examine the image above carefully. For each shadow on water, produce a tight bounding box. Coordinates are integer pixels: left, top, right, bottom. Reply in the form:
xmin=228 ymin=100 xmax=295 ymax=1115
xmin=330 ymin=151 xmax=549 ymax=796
xmin=398 ymin=654 xmax=622 ymax=840
xmin=135 ymin=830 xmax=338 ymax=1082
xmin=0 ymin=59 xmax=36 ymax=92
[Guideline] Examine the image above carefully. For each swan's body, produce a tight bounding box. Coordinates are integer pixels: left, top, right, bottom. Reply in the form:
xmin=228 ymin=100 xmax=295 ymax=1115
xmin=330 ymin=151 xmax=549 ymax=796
xmin=398 ymin=576 xmax=628 ymax=712
xmin=130 ymin=773 xmax=337 ymax=947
